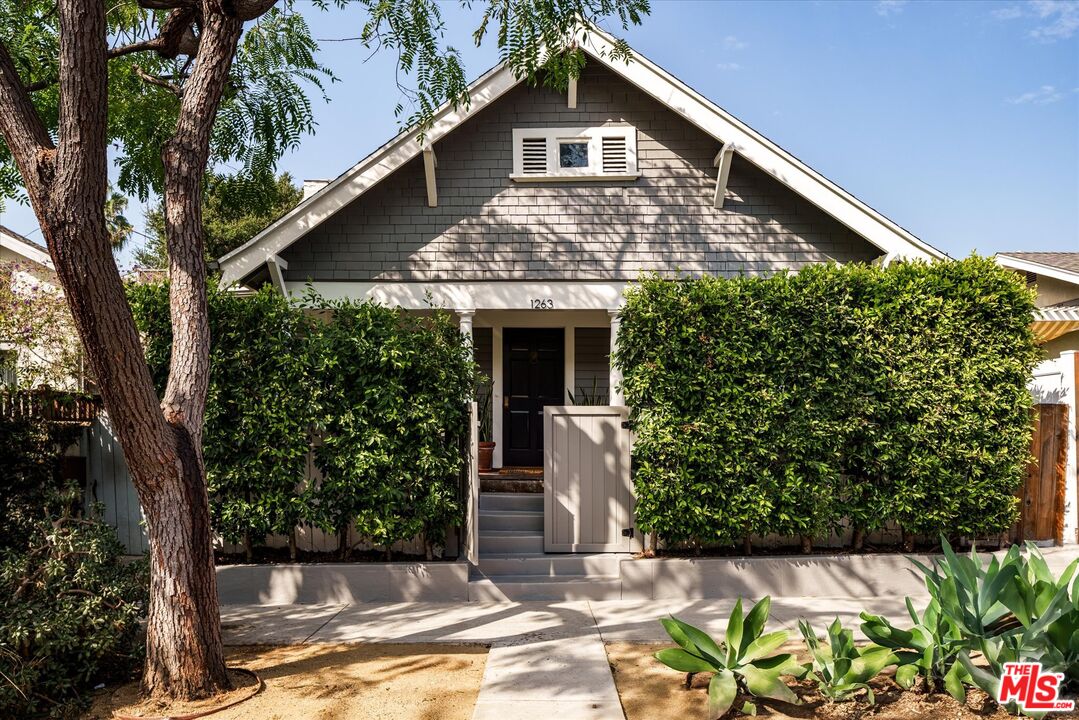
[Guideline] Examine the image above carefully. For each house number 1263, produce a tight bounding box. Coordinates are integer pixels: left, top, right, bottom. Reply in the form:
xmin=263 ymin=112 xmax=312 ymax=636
xmin=530 ymin=298 xmax=555 ymax=310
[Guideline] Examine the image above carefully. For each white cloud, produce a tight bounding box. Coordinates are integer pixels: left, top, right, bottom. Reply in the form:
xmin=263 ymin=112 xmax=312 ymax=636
xmin=722 ymin=35 xmax=748 ymax=50
xmin=1028 ymin=0 xmax=1079 ymax=41
xmin=875 ymin=0 xmax=908 ymax=16
xmin=991 ymin=5 xmax=1024 ymax=19
xmin=1007 ymin=84 xmax=1065 ymax=104
xmin=715 ymin=62 xmax=741 ymax=71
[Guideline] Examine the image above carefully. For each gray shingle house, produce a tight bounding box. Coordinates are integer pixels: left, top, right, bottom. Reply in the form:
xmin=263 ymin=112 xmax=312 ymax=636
xmin=218 ymin=30 xmax=944 ymax=575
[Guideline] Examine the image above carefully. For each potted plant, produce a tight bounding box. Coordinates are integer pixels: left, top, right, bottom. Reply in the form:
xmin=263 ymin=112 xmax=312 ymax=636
xmin=477 ymin=379 xmax=495 ymax=471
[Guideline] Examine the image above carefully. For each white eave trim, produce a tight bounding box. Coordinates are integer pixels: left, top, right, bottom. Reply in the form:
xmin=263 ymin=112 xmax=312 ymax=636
xmin=218 ymin=60 xmax=522 ymax=285
xmin=996 ymin=254 xmax=1079 ymax=287
xmin=0 ymin=229 xmax=53 ymax=269
xmin=218 ymin=26 xmax=943 ymax=286
xmin=1035 ymin=306 xmax=1079 ymax=323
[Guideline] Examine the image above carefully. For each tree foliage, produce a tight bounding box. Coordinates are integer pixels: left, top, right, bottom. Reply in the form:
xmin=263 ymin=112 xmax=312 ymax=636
xmin=617 ymin=258 xmax=1041 ymax=548
xmin=137 ymin=171 xmax=303 ymax=267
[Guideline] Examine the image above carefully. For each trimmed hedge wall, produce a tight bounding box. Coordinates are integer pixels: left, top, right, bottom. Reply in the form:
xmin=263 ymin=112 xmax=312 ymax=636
xmin=128 ymin=282 xmax=475 ymax=558
xmin=616 ymin=258 xmax=1041 ymax=549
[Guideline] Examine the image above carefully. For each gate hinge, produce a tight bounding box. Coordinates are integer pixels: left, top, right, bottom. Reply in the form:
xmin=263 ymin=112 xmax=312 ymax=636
xmin=622 ymin=527 xmax=635 ymax=538
xmin=620 ymin=420 xmax=635 ymax=430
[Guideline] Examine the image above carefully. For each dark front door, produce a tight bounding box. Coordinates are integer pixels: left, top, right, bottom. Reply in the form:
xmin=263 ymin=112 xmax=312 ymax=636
xmin=503 ymin=328 xmax=564 ymax=467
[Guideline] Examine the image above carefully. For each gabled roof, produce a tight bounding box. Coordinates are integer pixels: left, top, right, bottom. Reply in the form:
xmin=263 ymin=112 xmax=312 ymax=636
xmin=218 ymin=27 xmax=945 ymax=286
xmin=996 ymin=252 xmax=1079 ymax=285
xmin=0 ymin=225 xmax=52 ymax=269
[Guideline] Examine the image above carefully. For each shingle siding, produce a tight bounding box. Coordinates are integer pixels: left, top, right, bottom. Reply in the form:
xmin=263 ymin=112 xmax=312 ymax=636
xmin=281 ymin=63 xmax=880 ymax=282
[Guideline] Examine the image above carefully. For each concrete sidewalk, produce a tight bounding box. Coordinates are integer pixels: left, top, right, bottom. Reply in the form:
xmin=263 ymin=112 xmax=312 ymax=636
xmin=217 ymin=546 xmax=1078 ymax=720
xmin=220 ymin=595 xmax=919 ymax=720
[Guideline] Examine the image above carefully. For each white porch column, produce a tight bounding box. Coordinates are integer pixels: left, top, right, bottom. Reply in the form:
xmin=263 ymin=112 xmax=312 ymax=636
xmin=608 ymin=309 xmax=624 ymax=406
xmin=456 ymin=309 xmax=475 ymax=343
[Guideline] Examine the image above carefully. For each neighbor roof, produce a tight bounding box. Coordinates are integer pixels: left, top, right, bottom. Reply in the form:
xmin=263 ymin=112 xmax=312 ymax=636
xmin=997 ymin=252 xmax=1079 ymax=286
xmin=0 ymin=225 xmax=52 ymax=269
xmin=218 ymin=27 xmax=945 ymax=286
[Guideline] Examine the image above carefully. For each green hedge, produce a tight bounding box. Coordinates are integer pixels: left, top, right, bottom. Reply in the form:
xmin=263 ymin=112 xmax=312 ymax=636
xmin=128 ymin=282 xmax=475 ymax=558
xmin=616 ymin=257 xmax=1041 ymax=547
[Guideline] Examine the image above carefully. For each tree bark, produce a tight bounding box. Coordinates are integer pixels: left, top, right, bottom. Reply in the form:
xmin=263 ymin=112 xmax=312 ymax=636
xmin=851 ymin=526 xmax=866 ymax=552
xmin=799 ymin=535 xmax=812 ymax=554
xmin=0 ymin=0 xmax=267 ymax=702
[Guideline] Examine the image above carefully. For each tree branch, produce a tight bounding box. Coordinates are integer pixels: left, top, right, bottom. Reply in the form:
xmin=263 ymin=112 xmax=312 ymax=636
xmin=134 ymin=64 xmax=182 ymax=96
xmin=160 ymin=6 xmax=245 ymax=436
xmin=0 ymin=42 xmax=56 ymax=204
xmin=220 ymin=0 xmax=278 ymax=21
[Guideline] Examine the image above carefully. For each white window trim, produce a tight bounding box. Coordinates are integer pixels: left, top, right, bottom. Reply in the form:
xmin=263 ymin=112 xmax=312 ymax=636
xmin=510 ymin=126 xmax=639 ymax=182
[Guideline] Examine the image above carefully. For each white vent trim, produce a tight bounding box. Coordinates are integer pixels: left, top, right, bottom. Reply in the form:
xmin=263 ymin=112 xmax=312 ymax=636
xmin=511 ymin=126 xmax=638 ymax=181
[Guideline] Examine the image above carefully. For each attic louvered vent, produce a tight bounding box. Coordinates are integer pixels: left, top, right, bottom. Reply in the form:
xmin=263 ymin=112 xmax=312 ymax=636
xmin=512 ymin=126 xmax=637 ymax=181
xmin=521 ymin=137 xmax=548 ymax=175
xmin=601 ymin=136 xmax=628 ymax=174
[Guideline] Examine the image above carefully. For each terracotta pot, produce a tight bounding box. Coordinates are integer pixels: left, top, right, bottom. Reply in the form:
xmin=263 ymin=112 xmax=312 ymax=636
xmin=478 ymin=441 xmax=496 ymax=472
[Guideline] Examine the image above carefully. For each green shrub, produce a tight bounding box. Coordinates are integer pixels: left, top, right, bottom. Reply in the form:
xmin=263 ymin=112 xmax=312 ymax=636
xmin=0 ymin=513 xmax=148 ymax=718
xmin=305 ymin=296 xmax=475 ymax=557
xmin=129 ymin=282 xmax=318 ymax=556
xmin=0 ymin=414 xmax=80 ymax=550
xmin=129 ymin=281 xmax=475 ymax=559
xmin=618 ymin=257 xmax=1039 ymax=547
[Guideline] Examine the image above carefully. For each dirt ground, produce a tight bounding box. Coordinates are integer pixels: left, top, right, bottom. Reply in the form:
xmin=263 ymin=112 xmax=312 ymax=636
xmin=85 ymin=643 xmax=488 ymax=720
xmin=606 ymin=643 xmax=1079 ymax=720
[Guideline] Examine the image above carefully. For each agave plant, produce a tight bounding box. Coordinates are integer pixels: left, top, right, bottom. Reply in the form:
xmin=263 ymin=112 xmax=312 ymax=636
xmin=798 ymin=618 xmax=897 ymax=704
xmin=655 ymin=597 xmax=804 ymax=718
xmin=860 ymin=596 xmax=967 ymax=698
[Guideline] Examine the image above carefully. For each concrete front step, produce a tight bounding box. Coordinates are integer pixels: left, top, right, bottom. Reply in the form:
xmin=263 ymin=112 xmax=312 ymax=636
xmin=480 ymin=492 xmax=544 ymax=512
xmin=475 ymin=553 xmax=623 ymax=577
xmin=469 ymin=574 xmax=623 ymax=601
xmin=478 ymin=509 xmax=543 ymax=532
xmin=479 ymin=531 xmax=544 ymax=554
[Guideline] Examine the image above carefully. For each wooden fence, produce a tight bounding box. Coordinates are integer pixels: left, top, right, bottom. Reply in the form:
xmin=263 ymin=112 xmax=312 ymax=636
xmin=1014 ymin=403 xmax=1070 ymax=544
xmin=0 ymin=389 xmax=101 ymax=425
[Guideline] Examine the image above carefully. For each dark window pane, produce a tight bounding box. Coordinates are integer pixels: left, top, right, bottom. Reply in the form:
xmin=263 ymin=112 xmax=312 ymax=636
xmin=559 ymin=142 xmax=589 ymax=168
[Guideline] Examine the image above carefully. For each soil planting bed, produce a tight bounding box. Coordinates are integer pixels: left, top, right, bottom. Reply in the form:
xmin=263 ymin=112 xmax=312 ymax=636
xmin=85 ymin=643 xmax=487 ymax=720
xmin=606 ymin=642 xmax=1079 ymax=720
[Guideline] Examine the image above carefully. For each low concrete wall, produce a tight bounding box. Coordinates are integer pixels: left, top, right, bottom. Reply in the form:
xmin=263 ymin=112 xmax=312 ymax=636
xmin=621 ymin=553 xmax=936 ymax=601
xmin=217 ymin=561 xmax=469 ymax=605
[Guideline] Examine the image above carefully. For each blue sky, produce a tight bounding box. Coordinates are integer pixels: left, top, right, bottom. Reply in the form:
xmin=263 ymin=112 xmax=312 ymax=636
xmin=1 ymin=0 xmax=1076 ymax=262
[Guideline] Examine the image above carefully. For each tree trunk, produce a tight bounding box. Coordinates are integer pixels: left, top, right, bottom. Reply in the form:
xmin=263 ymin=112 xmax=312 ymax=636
xmin=0 ymin=0 xmax=256 ymax=701
xmin=851 ymin=526 xmax=866 ymax=552
xmin=902 ymin=529 xmax=915 ymax=553
xmin=288 ymin=528 xmax=298 ymax=562
xmin=243 ymin=531 xmax=253 ymax=563
xmin=338 ymin=524 xmax=350 ymax=560
xmin=800 ymin=535 xmax=812 ymax=554
xmin=742 ymin=534 xmax=752 ymax=556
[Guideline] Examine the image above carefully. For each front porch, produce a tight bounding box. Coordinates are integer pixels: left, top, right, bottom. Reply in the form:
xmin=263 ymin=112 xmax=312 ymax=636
xmin=459 ymin=307 xmax=625 ymax=473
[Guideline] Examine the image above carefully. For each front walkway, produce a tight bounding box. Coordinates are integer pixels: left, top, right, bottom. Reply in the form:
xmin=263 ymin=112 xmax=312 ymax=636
xmin=221 ymin=595 xmax=916 ymax=720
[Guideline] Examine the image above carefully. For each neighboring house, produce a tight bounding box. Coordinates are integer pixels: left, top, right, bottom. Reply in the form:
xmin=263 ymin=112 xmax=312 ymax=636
xmin=0 ymin=225 xmax=57 ymax=385
xmin=997 ymin=252 xmax=1079 ymax=545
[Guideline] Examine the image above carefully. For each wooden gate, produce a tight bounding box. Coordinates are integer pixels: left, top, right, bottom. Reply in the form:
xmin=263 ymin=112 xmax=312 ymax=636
xmin=543 ymin=406 xmax=639 ymax=553
xmin=1014 ymin=403 xmax=1069 ymax=544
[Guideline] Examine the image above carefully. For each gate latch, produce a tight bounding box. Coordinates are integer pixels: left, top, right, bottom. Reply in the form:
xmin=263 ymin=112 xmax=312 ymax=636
xmin=622 ymin=527 xmax=635 ymax=538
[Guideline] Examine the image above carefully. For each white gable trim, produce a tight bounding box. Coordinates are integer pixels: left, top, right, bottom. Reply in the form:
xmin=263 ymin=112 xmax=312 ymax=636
xmin=574 ymin=29 xmax=941 ymax=262
xmin=997 ymin=254 xmax=1079 ymax=287
xmin=1 ymin=227 xmax=53 ymax=269
xmin=219 ymin=29 xmax=942 ymax=286
xmin=218 ymin=61 xmax=522 ymax=285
